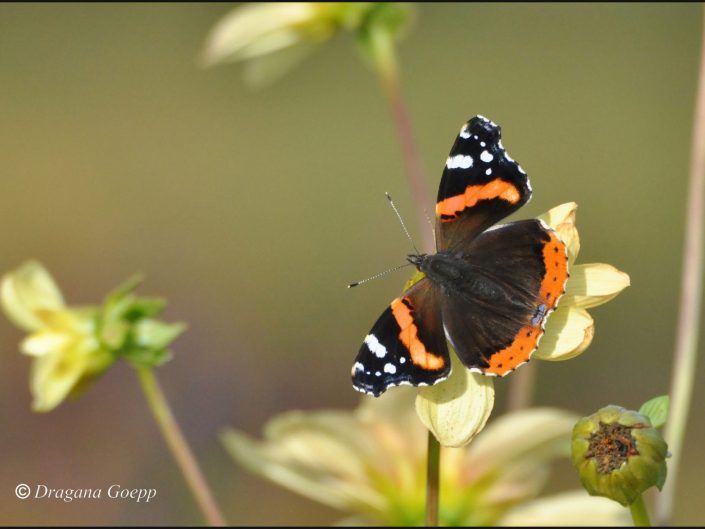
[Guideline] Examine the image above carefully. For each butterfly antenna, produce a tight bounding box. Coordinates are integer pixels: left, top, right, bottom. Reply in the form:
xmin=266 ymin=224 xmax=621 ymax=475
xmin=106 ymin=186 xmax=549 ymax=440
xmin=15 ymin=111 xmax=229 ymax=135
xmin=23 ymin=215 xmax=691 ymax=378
xmin=347 ymin=263 xmax=412 ymax=288
xmin=385 ymin=192 xmax=420 ymax=255
xmin=423 ymin=206 xmax=437 ymax=249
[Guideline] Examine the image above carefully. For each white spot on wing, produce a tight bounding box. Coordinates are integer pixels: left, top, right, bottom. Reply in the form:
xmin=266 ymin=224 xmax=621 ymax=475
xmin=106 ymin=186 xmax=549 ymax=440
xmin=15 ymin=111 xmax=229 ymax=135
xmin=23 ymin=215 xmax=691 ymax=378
xmin=446 ymin=154 xmax=473 ymax=169
xmin=352 ymin=362 xmax=364 ymax=374
xmin=485 ymin=168 xmax=492 ymax=175
xmin=399 ymin=357 xmax=406 ymax=364
xmin=364 ymin=334 xmax=387 ymax=358
xmin=375 ymin=371 xmax=381 ymax=377
xmin=384 ymin=363 xmax=397 ymax=374
xmin=459 ymin=125 xmax=470 ymax=139
xmin=480 ymin=150 xmax=493 ymax=163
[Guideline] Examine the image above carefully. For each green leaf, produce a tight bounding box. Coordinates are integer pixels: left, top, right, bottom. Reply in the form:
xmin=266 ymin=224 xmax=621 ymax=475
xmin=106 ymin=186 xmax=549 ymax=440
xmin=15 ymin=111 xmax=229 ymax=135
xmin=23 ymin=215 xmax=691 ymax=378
xmin=134 ymin=319 xmax=186 ymax=350
xmin=122 ymin=347 xmax=173 ymax=369
xmin=123 ymin=297 xmax=166 ymax=321
xmin=103 ymin=274 xmax=144 ymax=306
xmin=365 ymin=3 xmax=412 ymax=36
xmin=100 ymin=318 xmax=130 ymax=350
xmin=639 ymin=395 xmax=669 ymax=428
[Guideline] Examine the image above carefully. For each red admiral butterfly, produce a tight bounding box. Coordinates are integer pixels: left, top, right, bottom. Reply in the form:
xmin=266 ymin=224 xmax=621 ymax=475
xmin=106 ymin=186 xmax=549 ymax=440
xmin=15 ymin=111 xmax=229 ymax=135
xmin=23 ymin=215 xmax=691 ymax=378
xmin=352 ymin=116 xmax=569 ymax=396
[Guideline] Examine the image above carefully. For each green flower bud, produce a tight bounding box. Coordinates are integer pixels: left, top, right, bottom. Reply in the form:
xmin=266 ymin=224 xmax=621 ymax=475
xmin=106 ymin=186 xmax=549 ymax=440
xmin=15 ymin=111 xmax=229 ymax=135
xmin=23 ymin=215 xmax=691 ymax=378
xmin=571 ymin=405 xmax=668 ymax=506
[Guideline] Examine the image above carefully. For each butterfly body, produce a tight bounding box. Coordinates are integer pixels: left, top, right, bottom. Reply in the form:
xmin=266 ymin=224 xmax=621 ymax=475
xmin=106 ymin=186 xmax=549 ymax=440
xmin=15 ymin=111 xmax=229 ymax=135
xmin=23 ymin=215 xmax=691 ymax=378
xmin=352 ymin=116 xmax=569 ymax=397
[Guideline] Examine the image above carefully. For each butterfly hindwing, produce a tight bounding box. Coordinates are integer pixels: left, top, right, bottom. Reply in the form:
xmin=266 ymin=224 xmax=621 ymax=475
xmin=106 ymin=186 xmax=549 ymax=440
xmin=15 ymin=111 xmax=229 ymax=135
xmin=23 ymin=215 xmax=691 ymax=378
xmin=435 ymin=116 xmax=532 ymax=252
xmin=440 ymin=219 xmax=569 ymax=376
xmin=352 ymin=279 xmax=451 ymax=396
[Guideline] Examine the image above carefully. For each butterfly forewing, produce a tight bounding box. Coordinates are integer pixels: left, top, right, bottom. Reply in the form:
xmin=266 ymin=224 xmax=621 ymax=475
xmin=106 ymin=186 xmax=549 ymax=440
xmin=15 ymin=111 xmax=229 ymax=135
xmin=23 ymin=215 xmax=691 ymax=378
xmin=435 ymin=116 xmax=532 ymax=252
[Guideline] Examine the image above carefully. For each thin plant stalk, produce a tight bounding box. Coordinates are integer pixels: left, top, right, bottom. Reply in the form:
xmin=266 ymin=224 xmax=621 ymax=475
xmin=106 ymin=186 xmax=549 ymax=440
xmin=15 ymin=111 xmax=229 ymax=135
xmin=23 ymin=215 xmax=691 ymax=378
xmin=506 ymin=361 xmax=538 ymax=412
xmin=426 ymin=431 xmax=441 ymax=527
xmin=368 ymin=25 xmax=435 ymax=254
xmin=630 ymin=495 xmax=652 ymax=527
xmin=368 ymin=26 xmax=441 ymax=527
xmin=137 ymin=367 xmax=227 ymax=526
xmin=656 ymin=8 xmax=705 ymax=524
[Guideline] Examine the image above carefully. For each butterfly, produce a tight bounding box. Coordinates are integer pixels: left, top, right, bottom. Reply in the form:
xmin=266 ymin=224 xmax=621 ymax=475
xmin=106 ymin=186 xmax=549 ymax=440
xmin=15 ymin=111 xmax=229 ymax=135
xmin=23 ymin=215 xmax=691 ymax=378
xmin=352 ymin=115 xmax=569 ymax=397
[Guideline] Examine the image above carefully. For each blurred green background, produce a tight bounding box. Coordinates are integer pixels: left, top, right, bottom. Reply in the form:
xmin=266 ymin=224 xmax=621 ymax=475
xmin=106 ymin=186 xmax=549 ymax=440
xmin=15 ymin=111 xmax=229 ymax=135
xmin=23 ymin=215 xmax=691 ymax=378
xmin=1 ymin=2 xmax=703 ymax=525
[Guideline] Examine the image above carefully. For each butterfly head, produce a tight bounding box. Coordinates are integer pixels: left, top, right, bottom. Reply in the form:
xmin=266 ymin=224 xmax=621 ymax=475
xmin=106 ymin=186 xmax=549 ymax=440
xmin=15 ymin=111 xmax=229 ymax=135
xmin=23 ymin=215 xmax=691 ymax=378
xmin=406 ymin=254 xmax=427 ymax=271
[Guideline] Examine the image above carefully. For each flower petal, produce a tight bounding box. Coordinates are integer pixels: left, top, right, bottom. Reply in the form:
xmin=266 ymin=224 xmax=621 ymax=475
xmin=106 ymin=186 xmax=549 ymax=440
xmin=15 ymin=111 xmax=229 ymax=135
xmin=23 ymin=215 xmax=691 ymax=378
xmin=562 ymin=263 xmax=630 ymax=309
xmin=415 ymin=351 xmax=495 ymax=448
xmin=201 ymin=3 xmax=324 ymax=66
xmin=242 ymin=39 xmax=320 ymax=88
xmin=221 ymin=415 xmax=387 ymax=515
xmin=499 ymin=490 xmax=630 ymax=526
xmin=21 ymin=331 xmax=72 ymax=357
xmin=464 ymin=407 xmax=577 ymax=479
xmin=533 ymin=306 xmax=594 ymax=361
xmin=445 ymin=408 xmax=579 ymax=523
xmin=538 ymin=202 xmax=580 ymax=264
xmin=1 ymin=261 xmax=65 ymax=332
xmin=29 ymin=344 xmax=87 ymax=412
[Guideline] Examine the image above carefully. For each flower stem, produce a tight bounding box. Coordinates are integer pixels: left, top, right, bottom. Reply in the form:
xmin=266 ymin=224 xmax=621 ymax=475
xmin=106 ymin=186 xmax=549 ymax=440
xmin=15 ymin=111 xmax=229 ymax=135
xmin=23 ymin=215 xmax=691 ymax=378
xmin=630 ymin=495 xmax=652 ymax=527
xmin=136 ymin=367 xmax=227 ymax=526
xmin=656 ymin=8 xmax=705 ymax=525
xmin=425 ymin=431 xmax=440 ymax=527
xmin=506 ymin=362 xmax=537 ymax=412
xmin=369 ymin=25 xmax=435 ymax=253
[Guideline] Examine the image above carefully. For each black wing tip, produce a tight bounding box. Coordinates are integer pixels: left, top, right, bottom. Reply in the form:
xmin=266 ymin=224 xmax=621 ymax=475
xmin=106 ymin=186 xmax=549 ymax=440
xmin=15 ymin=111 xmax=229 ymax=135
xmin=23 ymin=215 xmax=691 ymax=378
xmin=465 ymin=115 xmax=501 ymax=142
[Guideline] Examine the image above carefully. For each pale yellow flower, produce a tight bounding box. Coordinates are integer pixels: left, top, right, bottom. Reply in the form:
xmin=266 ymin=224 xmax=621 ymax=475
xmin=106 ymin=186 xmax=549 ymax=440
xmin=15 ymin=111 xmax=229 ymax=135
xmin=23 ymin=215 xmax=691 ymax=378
xmin=533 ymin=202 xmax=630 ymax=361
xmin=1 ymin=261 xmax=184 ymax=411
xmin=223 ymin=389 xmax=629 ymax=525
xmin=416 ymin=202 xmax=631 ymax=447
xmin=1 ymin=261 xmax=113 ymax=411
xmin=201 ymin=2 xmax=412 ymax=86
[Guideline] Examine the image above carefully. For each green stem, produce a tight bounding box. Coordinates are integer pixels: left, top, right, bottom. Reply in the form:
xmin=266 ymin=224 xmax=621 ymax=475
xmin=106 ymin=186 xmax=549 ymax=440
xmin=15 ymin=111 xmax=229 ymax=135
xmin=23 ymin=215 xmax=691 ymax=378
xmin=656 ymin=7 xmax=705 ymax=525
xmin=136 ymin=367 xmax=227 ymax=526
xmin=630 ymin=495 xmax=652 ymax=527
xmin=425 ymin=431 xmax=440 ymax=527
xmin=369 ymin=26 xmax=435 ymax=254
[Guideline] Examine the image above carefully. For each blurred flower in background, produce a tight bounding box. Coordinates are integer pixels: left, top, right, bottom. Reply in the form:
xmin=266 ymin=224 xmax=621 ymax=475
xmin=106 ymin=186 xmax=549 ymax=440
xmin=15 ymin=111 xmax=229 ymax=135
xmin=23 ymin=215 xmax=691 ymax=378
xmin=200 ymin=2 xmax=413 ymax=86
xmin=223 ymin=388 xmax=629 ymax=526
xmin=1 ymin=261 xmax=112 ymax=411
xmin=1 ymin=261 xmax=184 ymax=412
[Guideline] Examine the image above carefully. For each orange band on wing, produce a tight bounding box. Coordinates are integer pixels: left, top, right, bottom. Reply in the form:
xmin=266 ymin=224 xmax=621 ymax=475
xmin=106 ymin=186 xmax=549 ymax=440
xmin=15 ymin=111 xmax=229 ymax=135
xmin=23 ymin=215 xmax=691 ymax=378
xmin=538 ymin=230 xmax=569 ymax=305
xmin=485 ymin=230 xmax=569 ymax=376
xmin=485 ymin=322 xmax=542 ymax=375
xmin=391 ymin=297 xmax=445 ymax=370
xmin=436 ymin=179 xmax=521 ymax=221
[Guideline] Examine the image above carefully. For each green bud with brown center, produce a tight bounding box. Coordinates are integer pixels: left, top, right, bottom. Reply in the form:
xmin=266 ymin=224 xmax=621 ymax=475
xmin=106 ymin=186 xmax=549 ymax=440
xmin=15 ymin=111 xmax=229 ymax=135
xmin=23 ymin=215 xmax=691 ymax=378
xmin=571 ymin=405 xmax=668 ymax=506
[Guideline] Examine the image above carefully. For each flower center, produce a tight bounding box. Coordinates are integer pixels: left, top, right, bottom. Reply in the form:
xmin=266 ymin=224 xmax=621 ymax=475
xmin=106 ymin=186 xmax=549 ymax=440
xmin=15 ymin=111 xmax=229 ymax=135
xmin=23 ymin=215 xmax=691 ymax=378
xmin=585 ymin=422 xmax=640 ymax=473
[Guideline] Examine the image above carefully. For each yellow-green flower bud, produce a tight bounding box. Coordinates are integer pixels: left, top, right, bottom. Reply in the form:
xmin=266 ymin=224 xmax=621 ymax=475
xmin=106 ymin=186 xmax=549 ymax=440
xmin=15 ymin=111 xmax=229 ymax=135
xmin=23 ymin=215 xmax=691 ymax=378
xmin=571 ymin=405 xmax=668 ymax=506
